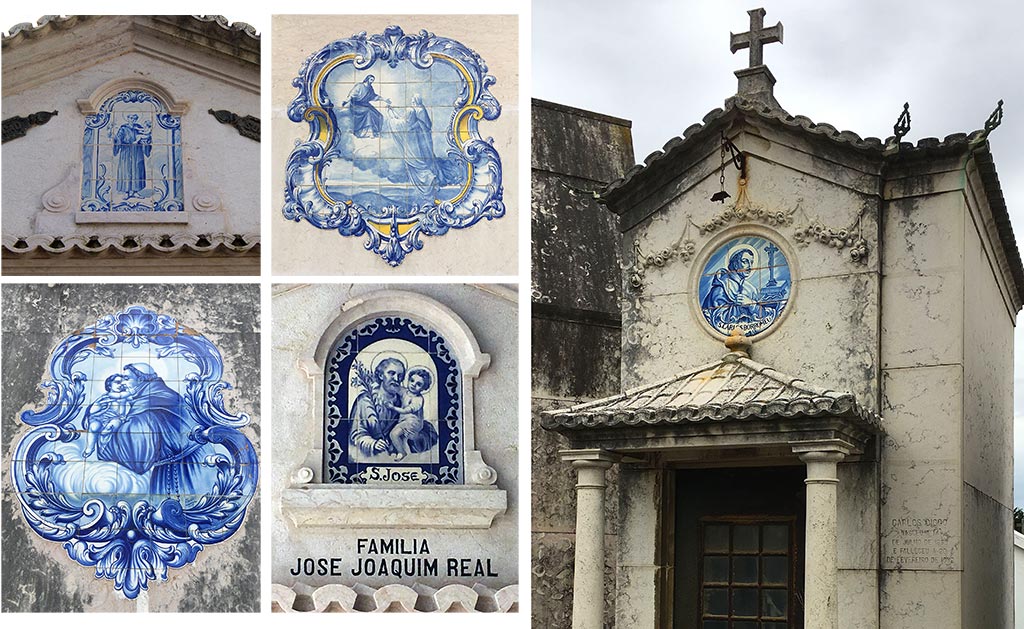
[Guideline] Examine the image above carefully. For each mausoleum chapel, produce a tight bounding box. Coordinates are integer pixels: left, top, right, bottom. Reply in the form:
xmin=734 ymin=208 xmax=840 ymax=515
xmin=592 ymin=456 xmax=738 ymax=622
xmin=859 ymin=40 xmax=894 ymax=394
xmin=534 ymin=8 xmax=1022 ymax=629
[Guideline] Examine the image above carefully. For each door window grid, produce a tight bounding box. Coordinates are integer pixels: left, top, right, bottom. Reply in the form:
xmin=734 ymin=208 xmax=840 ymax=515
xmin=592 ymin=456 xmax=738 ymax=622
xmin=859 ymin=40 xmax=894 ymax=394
xmin=699 ymin=518 xmax=795 ymax=629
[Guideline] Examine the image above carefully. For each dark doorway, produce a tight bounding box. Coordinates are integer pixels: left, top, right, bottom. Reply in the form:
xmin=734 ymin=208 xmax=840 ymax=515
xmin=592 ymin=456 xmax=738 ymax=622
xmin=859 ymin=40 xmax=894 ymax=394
xmin=674 ymin=466 xmax=806 ymax=628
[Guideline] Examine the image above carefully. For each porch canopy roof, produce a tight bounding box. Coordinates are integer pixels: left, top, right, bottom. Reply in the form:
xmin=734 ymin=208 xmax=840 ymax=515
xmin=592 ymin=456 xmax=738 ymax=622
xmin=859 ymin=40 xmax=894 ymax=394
xmin=542 ymin=330 xmax=884 ymax=457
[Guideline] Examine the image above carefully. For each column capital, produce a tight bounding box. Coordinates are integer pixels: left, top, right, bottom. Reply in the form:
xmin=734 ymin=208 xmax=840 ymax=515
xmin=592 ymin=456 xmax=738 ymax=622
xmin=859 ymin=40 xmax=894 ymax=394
xmin=790 ymin=438 xmax=855 ymax=461
xmin=560 ymin=448 xmax=619 ymax=468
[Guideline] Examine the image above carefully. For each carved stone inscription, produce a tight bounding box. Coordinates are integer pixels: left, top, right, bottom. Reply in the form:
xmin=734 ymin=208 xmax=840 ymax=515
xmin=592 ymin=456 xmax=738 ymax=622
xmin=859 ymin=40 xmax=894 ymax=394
xmin=882 ymin=515 xmax=956 ymax=569
xmin=288 ymin=538 xmax=500 ymax=579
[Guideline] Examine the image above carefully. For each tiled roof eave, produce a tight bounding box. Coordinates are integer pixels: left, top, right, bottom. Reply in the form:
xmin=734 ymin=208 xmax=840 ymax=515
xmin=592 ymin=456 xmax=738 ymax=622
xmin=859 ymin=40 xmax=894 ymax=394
xmin=541 ymin=396 xmax=881 ymax=434
xmin=596 ymin=97 xmax=1023 ymax=309
xmin=2 ymin=15 xmax=260 ymax=46
xmin=2 ymin=232 xmax=260 ymax=256
xmin=540 ymin=350 xmax=883 ymax=436
xmin=600 ymin=97 xmax=987 ymax=207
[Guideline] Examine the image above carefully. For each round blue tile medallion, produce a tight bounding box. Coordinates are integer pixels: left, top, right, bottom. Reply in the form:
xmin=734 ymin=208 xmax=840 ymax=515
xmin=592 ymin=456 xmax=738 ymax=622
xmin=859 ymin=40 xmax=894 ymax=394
xmin=697 ymin=235 xmax=792 ymax=337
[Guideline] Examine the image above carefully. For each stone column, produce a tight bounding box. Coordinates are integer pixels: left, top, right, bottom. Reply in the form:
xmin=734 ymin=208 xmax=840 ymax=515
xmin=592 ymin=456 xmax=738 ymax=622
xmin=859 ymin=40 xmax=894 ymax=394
xmin=561 ymin=449 xmax=618 ymax=629
xmin=792 ymin=441 xmax=851 ymax=629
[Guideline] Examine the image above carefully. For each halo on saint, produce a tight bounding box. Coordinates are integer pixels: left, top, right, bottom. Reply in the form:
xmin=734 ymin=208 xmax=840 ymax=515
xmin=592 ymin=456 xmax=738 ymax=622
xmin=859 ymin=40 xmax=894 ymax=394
xmin=370 ymin=350 xmax=407 ymax=373
xmin=723 ymin=243 xmax=759 ymax=271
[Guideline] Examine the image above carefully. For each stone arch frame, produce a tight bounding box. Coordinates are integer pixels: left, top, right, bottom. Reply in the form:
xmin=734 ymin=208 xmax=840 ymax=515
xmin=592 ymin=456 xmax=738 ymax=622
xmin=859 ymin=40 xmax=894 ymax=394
xmin=77 ymin=78 xmax=190 ymax=117
xmin=76 ymin=78 xmax=190 ymax=220
xmin=281 ymin=289 xmax=506 ymax=529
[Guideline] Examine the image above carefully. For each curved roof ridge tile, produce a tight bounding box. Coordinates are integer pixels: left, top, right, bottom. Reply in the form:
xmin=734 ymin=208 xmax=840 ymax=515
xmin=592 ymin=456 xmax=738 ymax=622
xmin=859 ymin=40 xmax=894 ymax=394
xmin=3 ymin=15 xmax=260 ymax=44
xmin=191 ymin=15 xmax=260 ymax=39
xmin=599 ymin=102 xmax=994 ymax=202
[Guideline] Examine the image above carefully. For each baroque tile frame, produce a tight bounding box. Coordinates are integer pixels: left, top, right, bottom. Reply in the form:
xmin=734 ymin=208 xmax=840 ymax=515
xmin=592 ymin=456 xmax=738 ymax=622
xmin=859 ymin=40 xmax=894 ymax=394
xmin=280 ymin=290 xmax=506 ymax=529
xmin=10 ymin=306 xmax=258 ymax=599
xmin=282 ymin=26 xmax=505 ymax=266
xmin=76 ymin=78 xmax=190 ymax=223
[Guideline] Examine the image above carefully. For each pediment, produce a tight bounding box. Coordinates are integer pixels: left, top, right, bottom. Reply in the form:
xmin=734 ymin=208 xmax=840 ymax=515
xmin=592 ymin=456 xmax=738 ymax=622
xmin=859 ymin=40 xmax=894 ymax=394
xmin=2 ymin=15 xmax=259 ymax=95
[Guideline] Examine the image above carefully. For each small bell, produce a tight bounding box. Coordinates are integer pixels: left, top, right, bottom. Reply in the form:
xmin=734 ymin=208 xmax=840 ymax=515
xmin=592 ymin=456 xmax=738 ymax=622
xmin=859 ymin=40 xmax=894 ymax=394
xmin=710 ymin=190 xmax=731 ymax=203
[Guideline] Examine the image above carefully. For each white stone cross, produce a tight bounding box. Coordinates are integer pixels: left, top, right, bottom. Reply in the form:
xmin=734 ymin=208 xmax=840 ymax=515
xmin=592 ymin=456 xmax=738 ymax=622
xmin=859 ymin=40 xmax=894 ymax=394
xmin=730 ymin=8 xmax=784 ymax=68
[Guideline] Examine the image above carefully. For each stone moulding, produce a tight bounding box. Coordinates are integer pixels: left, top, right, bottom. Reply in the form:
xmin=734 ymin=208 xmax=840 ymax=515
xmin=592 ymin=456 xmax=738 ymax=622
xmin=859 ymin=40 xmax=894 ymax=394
xmin=271 ymin=581 xmax=518 ymax=613
xmin=75 ymin=211 xmax=190 ymax=224
xmin=77 ymin=78 xmax=189 ymax=117
xmin=287 ymin=290 xmax=506 ymax=529
xmin=2 ymin=15 xmax=259 ymax=46
xmin=280 ymin=485 xmax=507 ymax=529
xmin=3 ymin=16 xmax=260 ymax=96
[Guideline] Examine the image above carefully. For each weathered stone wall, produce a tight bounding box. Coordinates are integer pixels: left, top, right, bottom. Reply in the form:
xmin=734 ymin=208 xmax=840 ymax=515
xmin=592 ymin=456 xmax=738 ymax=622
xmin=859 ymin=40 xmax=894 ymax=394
xmin=878 ymin=170 xmax=967 ymax=627
xmin=619 ymin=121 xmax=882 ymax=410
xmin=618 ymin=117 xmax=886 ymax=628
xmin=958 ymin=157 xmax=1015 ymax=628
xmin=531 ymin=99 xmax=632 ymax=628
xmin=535 ymin=90 xmax=1019 ymax=626
xmin=875 ymin=148 xmax=1016 ymax=627
xmin=1 ymin=283 xmax=261 ymax=612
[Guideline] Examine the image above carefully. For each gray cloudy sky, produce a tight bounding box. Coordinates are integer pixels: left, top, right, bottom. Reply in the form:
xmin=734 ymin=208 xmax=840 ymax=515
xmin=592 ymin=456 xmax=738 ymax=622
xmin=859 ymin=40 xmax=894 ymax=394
xmin=534 ymin=0 xmax=1024 ymax=506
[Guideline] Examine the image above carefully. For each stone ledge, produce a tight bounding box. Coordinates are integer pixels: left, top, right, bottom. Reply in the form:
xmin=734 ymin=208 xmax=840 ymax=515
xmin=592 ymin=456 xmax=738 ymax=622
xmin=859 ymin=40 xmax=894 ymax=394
xmin=281 ymin=485 xmax=507 ymax=529
xmin=76 ymin=211 xmax=191 ymax=224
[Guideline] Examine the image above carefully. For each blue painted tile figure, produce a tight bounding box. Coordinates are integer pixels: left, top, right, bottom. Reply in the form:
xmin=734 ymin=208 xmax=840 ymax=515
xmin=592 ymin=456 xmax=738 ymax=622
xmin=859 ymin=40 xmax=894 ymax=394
xmin=81 ymin=90 xmax=183 ymax=213
xmin=11 ymin=306 xmax=257 ymax=599
xmin=112 ymin=113 xmax=152 ymax=198
xmin=350 ymin=356 xmax=439 ymax=460
xmin=84 ymin=363 xmax=204 ymax=495
xmin=344 ymin=75 xmax=388 ymax=138
xmin=698 ymin=236 xmax=792 ymax=336
xmin=284 ymin=26 xmax=505 ymax=266
xmin=324 ymin=316 xmax=462 ymax=483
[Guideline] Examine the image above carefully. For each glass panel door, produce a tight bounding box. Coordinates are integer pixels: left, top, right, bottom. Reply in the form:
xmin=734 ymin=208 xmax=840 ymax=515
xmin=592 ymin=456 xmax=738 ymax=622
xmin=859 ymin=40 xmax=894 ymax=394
xmin=699 ymin=518 xmax=795 ymax=628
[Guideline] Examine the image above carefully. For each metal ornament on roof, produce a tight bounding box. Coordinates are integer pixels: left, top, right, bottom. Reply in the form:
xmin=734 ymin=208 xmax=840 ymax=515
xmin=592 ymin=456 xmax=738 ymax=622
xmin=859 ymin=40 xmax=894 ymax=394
xmin=884 ymin=102 xmax=911 ymax=154
xmin=283 ymin=26 xmax=505 ymax=266
xmin=10 ymin=306 xmax=257 ymax=599
xmin=980 ymin=99 xmax=1004 ymax=141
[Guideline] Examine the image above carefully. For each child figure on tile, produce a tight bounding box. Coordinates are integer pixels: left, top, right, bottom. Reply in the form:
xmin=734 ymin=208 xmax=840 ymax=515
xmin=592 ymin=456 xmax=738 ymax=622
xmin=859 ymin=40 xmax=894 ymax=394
xmin=82 ymin=373 xmax=132 ymax=458
xmin=386 ymin=367 xmax=433 ymax=461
